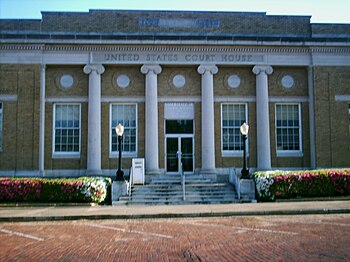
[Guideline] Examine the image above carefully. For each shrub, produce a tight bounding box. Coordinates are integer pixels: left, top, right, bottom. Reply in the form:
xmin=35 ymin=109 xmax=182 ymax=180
xmin=0 ymin=177 xmax=111 ymax=204
xmin=253 ymin=169 xmax=350 ymax=201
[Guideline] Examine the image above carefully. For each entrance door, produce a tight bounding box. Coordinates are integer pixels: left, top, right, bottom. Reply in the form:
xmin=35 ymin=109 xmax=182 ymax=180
xmin=165 ymin=119 xmax=194 ymax=174
xmin=166 ymin=136 xmax=194 ymax=174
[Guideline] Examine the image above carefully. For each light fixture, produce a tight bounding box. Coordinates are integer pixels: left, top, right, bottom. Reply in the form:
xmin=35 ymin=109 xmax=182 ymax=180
xmin=115 ymin=123 xmax=124 ymax=181
xmin=240 ymin=122 xmax=250 ymax=179
xmin=240 ymin=122 xmax=249 ymax=136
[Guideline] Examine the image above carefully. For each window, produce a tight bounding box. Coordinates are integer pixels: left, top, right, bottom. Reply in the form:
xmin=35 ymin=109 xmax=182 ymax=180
xmin=166 ymin=120 xmax=193 ymax=134
xmin=221 ymin=104 xmax=247 ymax=154
xmin=0 ymin=103 xmax=2 ymax=151
xmin=348 ymin=104 xmax=350 ymax=148
xmin=110 ymin=104 xmax=137 ymax=156
xmin=275 ymin=104 xmax=302 ymax=155
xmin=53 ymin=104 xmax=81 ymax=156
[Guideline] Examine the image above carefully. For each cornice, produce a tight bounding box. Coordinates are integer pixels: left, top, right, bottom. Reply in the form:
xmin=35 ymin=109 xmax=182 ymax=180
xmin=1 ymin=44 xmax=350 ymax=54
xmin=310 ymin=47 xmax=350 ymax=53
xmin=45 ymin=45 xmax=313 ymax=54
xmin=0 ymin=44 xmax=44 ymax=51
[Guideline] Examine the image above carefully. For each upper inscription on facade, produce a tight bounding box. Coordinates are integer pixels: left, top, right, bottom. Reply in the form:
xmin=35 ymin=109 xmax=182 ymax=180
xmin=92 ymin=52 xmax=265 ymax=65
xmin=139 ymin=18 xmax=220 ymax=28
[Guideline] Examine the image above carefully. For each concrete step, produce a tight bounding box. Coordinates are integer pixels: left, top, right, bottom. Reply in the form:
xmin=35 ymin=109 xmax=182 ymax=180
xmin=121 ymin=199 xmax=238 ymax=205
xmin=114 ymin=174 xmax=238 ymax=205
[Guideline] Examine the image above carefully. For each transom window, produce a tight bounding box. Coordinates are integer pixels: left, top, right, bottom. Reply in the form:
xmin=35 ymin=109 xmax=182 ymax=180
xmin=275 ymin=104 xmax=302 ymax=153
xmin=110 ymin=104 xmax=137 ymax=156
xmin=0 ymin=103 xmax=2 ymax=151
xmin=221 ymin=104 xmax=247 ymax=153
xmin=166 ymin=120 xmax=193 ymax=134
xmin=53 ymin=104 xmax=81 ymax=155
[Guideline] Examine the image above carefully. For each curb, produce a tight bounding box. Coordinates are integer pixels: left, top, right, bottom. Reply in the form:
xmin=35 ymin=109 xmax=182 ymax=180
xmin=1 ymin=208 xmax=350 ymax=222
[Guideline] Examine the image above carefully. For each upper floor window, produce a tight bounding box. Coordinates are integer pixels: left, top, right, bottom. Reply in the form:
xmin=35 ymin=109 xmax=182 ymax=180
xmin=0 ymin=103 xmax=2 ymax=151
xmin=275 ymin=104 xmax=302 ymax=155
xmin=53 ymin=104 xmax=81 ymax=157
xmin=110 ymin=104 xmax=137 ymax=156
xmin=221 ymin=103 xmax=247 ymax=155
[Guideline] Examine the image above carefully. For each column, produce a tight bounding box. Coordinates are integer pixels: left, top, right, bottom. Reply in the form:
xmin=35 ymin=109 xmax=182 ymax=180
xmin=252 ymin=65 xmax=273 ymax=170
xmin=197 ymin=64 xmax=218 ymax=174
xmin=141 ymin=64 xmax=162 ymax=174
xmin=83 ymin=64 xmax=105 ymax=176
xmin=39 ymin=64 xmax=46 ymax=176
xmin=308 ymin=66 xmax=316 ymax=169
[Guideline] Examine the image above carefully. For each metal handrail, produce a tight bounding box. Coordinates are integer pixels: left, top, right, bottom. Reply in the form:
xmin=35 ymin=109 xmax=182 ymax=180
xmin=180 ymin=161 xmax=186 ymax=201
xmin=177 ymin=150 xmax=186 ymax=201
xmin=128 ymin=168 xmax=133 ymax=200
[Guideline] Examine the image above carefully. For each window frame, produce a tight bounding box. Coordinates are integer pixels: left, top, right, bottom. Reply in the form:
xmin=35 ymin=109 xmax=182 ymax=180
xmin=275 ymin=103 xmax=303 ymax=157
xmin=0 ymin=103 xmax=2 ymax=152
xmin=109 ymin=103 xmax=138 ymax=158
xmin=52 ymin=103 xmax=81 ymax=158
xmin=220 ymin=103 xmax=248 ymax=157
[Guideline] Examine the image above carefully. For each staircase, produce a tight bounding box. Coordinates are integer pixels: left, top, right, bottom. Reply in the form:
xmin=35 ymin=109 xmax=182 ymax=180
xmin=117 ymin=174 xmax=238 ymax=205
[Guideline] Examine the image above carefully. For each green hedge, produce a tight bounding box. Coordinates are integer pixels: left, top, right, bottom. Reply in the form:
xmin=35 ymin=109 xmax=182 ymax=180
xmin=253 ymin=169 xmax=350 ymax=201
xmin=0 ymin=177 xmax=112 ymax=204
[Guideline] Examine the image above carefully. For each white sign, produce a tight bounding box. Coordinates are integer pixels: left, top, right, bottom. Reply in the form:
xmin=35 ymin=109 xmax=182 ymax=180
xmin=132 ymin=158 xmax=145 ymax=185
xmin=164 ymin=103 xmax=194 ymax=120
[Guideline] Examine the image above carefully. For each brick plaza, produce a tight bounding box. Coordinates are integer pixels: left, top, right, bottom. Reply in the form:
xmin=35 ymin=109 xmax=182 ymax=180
xmin=1 ymin=214 xmax=349 ymax=261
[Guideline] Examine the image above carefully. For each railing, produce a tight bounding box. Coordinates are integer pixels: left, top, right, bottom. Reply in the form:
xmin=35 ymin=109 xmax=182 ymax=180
xmin=229 ymin=167 xmax=240 ymax=200
xmin=177 ymin=151 xmax=186 ymax=201
xmin=127 ymin=168 xmax=133 ymax=200
xmin=180 ymin=161 xmax=186 ymax=201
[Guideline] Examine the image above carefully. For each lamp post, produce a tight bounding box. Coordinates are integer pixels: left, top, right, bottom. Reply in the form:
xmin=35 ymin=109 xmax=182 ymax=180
xmin=240 ymin=122 xmax=250 ymax=179
xmin=115 ymin=123 xmax=124 ymax=181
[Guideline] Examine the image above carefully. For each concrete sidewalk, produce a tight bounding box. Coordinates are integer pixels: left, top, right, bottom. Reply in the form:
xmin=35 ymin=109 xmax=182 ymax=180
xmin=1 ymin=200 xmax=350 ymax=222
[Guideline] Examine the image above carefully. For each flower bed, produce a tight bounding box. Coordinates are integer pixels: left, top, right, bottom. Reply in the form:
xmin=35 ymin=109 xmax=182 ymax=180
xmin=253 ymin=169 xmax=350 ymax=201
xmin=0 ymin=177 xmax=111 ymax=204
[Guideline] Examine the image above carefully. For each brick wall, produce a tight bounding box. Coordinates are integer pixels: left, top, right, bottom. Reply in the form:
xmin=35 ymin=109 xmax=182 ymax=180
xmin=314 ymin=66 xmax=350 ymax=167
xmin=0 ymin=64 xmax=40 ymax=171
xmin=37 ymin=10 xmax=311 ymax=36
xmin=0 ymin=19 xmax=41 ymax=31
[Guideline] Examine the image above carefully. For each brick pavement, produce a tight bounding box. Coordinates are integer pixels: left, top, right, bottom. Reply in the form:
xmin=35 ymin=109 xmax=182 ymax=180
xmin=1 ymin=214 xmax=349 ymax=261
xmin=1 ymin=200 xmax=350 ymax=222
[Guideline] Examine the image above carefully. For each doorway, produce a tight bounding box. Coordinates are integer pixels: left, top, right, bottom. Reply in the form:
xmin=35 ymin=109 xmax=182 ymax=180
xmin=165 ymin=120 xmax=194 ymax=174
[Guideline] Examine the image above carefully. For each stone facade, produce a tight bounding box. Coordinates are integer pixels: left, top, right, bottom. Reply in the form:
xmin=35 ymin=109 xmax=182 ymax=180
xmin=0 ymin=10 xmax=349 ymax=177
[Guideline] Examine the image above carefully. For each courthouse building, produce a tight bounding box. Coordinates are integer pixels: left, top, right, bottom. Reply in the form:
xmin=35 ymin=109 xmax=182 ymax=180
xmin=0 ymin=10 xmax=349 ymax=177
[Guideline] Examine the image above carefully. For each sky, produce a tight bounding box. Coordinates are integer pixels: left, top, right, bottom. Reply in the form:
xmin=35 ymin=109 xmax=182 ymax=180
xmin=0 ymin=0 xmax=349 ymax=23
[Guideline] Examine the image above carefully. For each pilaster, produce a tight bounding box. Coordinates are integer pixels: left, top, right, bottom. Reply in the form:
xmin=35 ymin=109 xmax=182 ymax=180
xmin=39 ymin=64 xmax=46 ymax=176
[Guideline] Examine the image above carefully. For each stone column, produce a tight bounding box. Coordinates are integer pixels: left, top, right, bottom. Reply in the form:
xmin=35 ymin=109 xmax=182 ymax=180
xmin=141 ymin=64 xmax=162 ymax=174
xmin=252 ymin=65 xmax=273 ymax=170
xmin=83 ymin=64 xmax=105 ymax=176
xmin=308 ymin=66 xmax=316 ymax=169
xmin=39 ymin=64 xmax=46 ymax=176
xmin=197 ymin=64 xmax=218 ymax=174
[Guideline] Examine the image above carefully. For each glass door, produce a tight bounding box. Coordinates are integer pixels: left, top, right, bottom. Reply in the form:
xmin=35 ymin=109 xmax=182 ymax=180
xmin=181 ymin=137 xmax=193 ymax=173
xmin=166 ymin=138 xmax=179 ymax=173
xmin=165 ymin=119 xmax=194 ymax=174
xmin=165 ymin=136 xmax=194 ymax=174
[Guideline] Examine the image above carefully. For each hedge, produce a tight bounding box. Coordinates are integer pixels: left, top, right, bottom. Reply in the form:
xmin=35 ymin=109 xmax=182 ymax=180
xmin=0 ymin=177 xmax=112 ymax=204
xmin=253 ymin=169 xmax=350 ymax=201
